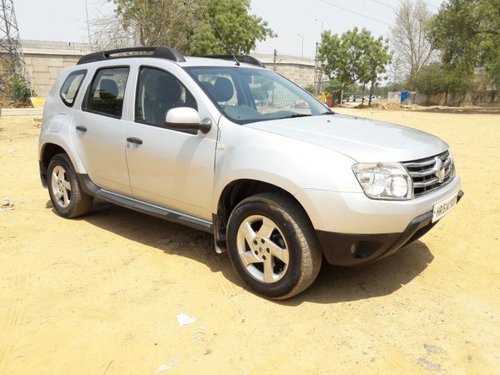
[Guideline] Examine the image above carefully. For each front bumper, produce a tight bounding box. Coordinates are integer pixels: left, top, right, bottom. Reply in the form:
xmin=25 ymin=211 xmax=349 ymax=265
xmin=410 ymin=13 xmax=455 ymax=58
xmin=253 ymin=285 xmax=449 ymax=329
xmin=317 ymin=190 xmax=464 ymax=266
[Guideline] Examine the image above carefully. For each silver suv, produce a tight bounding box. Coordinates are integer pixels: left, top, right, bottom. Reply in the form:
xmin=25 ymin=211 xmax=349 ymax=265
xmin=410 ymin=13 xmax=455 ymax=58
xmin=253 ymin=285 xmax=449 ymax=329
xmin=39 ymin=47 xmax=463 ymax=299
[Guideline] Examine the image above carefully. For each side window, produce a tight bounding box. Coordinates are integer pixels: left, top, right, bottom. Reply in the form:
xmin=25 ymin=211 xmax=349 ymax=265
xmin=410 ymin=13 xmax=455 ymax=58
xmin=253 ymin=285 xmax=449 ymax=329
xmin=83 ymin=67 xmax=129 ymax=118
xmin=60 ymin=70 xmax=86 ymax=107
xmin=135 ymin=67 xmax=197 ymax=127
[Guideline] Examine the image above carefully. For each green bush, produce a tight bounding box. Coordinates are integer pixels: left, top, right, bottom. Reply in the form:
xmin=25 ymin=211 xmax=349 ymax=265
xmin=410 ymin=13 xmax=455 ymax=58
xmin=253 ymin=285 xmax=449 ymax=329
xmin=304 ymin=84 xmax=316 ymax=95
xmin=7 ymin=75 xmax=32 ymax=103
xmin=414 ymin=63 xmax=447 ymax=96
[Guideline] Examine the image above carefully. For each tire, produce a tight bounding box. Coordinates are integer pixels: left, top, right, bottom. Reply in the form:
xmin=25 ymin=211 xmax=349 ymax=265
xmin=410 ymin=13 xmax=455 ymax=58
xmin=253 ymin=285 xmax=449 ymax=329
xmin=227 ymin=192 xmax=322 ymax=299
xmin=47 ymin=153 xmax=93 ymax=218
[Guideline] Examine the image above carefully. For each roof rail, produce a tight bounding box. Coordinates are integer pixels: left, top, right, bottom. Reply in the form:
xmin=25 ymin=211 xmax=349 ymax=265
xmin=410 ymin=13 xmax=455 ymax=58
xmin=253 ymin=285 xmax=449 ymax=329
xmin=77 ymin=46 xmax=186 ymax=65
xmin=202 ymin=55 xmax=265 ymax=68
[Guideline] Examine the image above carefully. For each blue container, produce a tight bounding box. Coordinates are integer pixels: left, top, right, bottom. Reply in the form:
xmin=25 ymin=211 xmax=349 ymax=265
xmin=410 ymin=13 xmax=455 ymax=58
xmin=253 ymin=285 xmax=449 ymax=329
xmin=400 ymin=91 xmax=410 ymax=104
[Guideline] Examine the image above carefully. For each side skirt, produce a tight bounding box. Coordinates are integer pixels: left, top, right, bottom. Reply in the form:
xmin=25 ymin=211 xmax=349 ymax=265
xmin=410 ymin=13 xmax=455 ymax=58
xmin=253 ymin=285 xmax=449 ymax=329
xmin=77 ymin=174 xmax=213 ymax=233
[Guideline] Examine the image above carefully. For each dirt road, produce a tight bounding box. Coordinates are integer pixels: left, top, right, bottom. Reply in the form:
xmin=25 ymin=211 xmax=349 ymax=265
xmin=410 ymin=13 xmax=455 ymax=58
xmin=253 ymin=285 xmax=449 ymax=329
xmin=1 ymin=110 xmax=499 ymax=374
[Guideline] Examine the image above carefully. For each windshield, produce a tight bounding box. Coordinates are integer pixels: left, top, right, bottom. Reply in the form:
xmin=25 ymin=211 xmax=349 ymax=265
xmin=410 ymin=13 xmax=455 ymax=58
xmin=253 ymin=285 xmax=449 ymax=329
xmin=184 ymin=66 xmax=331 ymax=125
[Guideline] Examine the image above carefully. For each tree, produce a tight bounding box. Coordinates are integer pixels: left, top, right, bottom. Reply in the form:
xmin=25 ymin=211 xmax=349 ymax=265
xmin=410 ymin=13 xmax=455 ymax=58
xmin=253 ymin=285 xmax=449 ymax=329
xmin=428 ymin=0 xmax=500 ymax=89
xmin=413 ymin=62 xmax=446 ymax=102
xmin=413 ymin=62 xmax=473 ymax=105
xmin=318 ymin=27 xmax=391 ymax=104
xmin=90 ymin=13 xmax=139 ymax=50
xmin=390 ymin=0 xmax=435 ymax=88
xmin=386 ymin=55 xmax=406 ymax=89
xmin=112 ymin=0 xmax=201 ymax=49
xmin=363 ymin=37 xmax=392 ymax=105
xmin=109 ymin=0 xmax=275 ymax=55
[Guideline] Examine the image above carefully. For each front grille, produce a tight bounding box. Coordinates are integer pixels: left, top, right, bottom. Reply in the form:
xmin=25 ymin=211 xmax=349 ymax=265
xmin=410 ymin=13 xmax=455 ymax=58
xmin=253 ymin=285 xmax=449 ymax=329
xmin=402 ymin=151 xmax=455 ymax=197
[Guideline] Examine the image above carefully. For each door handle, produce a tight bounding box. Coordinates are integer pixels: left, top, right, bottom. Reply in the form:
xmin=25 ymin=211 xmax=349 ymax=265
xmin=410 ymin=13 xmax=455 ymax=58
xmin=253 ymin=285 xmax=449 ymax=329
xmin=76 ymin=126 xmax=87 ymax=132
xmin=127 ymin=137 xmax=143 ymax=145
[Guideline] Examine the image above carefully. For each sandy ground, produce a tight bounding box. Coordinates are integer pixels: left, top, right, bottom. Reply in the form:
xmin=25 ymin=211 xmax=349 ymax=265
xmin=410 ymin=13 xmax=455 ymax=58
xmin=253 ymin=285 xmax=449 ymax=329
xmin=0 ymin=110 xmax=499 ymax=374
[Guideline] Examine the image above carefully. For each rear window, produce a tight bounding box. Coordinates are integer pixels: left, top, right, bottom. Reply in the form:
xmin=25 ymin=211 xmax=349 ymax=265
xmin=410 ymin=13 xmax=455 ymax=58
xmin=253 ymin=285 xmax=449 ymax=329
xmin=59 ymin=70 xmax=86 ymax=107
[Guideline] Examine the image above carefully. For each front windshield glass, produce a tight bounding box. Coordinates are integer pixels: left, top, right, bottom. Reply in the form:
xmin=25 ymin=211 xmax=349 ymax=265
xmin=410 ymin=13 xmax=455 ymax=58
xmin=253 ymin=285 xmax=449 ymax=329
xmin=184 ymin=66 xmax=331 ymax=125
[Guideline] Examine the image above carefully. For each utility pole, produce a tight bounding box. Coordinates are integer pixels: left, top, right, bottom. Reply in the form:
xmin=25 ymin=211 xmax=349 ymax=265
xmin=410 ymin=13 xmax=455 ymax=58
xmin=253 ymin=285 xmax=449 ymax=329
xmin=84 ymin=0 xmax=91 ymax=45
xmin=297 ymin=33 xmax=304 ymax=57
xmin=314 ymin=18 xmax=324 ymax=95
xmin=315 ymin=42 xmax=320 ymax=95
xmin=272 ymin=49 xmax=277 ymax=105
xmin=0 ymin=0 xmax=29 ymax=98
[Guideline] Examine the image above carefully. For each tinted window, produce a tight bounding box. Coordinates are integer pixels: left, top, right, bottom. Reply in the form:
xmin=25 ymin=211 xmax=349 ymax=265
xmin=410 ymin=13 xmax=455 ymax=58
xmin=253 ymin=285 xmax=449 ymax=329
xmin=135 ymin=67 xmax=197 ymax=127
xmin=60 ymin=70 xmax=86 ymax=107
xmin=83 ymin=67 xmax=129 ymax=118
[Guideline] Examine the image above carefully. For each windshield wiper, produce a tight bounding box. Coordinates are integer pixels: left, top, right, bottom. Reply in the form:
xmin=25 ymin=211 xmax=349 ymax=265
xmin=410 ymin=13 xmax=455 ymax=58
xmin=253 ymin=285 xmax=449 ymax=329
xmin=319 ymin=111 xmax=335 ymax=115
xmin=281 ymin=113 xmax=313 ymax=119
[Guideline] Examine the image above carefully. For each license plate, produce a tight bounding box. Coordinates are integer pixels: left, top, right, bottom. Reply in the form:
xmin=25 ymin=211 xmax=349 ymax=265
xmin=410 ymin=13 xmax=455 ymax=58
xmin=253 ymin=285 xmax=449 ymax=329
xmin=432 ymin=192 xmax=458 ymax=223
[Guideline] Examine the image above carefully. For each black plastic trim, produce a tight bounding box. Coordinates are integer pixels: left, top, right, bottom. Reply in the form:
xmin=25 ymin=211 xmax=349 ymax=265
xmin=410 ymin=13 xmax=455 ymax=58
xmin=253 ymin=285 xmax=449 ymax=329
xmin=59 ymin=69 xmax=87 ymax=107
xmin=202 ymin=55 xmax=265 ymax=67
xmin=212 ymin=213 xmax=226 ymax=249
xmin=39 ymin=161 xmax=47 ymax=187
xmin=126 ymin=137 xmax=143 ymax=145
xmin=317 ymin=190 xmax=464 ymax=266
xmin=77 ymin=174 xmax=212 ymax=233
xmin=78 ymin=46 xmax=186 ymax=65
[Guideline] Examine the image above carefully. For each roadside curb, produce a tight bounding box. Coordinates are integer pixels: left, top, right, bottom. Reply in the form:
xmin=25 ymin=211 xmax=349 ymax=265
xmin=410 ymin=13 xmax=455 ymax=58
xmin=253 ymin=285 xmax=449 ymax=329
xmin=0 ymin=108 xmax=43 ymax=117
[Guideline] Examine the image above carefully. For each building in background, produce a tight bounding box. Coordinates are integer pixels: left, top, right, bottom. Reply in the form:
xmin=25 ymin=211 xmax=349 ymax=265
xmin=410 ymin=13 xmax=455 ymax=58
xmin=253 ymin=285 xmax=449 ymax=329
xmin=22 ymin=40 xmax=90 ymax=97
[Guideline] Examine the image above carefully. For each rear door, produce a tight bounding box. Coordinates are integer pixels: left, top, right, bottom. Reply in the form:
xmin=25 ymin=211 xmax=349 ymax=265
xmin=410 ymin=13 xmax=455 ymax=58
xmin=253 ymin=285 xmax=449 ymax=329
xmin=72 ymin=66 xmax=132 ymax=195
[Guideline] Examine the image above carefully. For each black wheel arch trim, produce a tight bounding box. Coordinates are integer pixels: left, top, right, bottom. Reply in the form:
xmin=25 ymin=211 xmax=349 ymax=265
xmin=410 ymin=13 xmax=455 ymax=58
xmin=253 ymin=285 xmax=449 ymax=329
xmin=39 ymin=143 xmax=74 ymax=188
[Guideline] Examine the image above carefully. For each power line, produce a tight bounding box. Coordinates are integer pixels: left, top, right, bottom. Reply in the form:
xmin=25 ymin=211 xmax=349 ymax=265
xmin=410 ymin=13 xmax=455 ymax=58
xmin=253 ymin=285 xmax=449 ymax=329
xmin=370 ymin=0 xmax=397 ymax=12
xmin=319 ymin=0 xmax=392 ymax=27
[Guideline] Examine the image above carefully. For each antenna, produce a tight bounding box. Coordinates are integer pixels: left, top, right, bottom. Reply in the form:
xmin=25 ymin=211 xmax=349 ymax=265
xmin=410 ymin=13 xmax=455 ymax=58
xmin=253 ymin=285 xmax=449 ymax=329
xmin=209 ymin=20 xmax=240 ymax=66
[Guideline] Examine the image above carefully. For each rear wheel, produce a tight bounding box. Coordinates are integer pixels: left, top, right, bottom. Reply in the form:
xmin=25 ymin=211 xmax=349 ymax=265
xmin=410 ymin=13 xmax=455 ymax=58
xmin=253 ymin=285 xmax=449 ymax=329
xmin=47 ymin=153 xmax=93 ymax=218
xmin=227 ymin=193 xmax=322 ymax=299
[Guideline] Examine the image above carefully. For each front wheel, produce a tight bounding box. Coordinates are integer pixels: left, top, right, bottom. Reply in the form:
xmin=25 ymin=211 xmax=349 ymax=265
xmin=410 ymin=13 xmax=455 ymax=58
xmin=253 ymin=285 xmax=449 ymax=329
xmin=47 ymin=153 xmax=93 ymax=218
xmin=227 ymin=193 xmax=322 ymax=299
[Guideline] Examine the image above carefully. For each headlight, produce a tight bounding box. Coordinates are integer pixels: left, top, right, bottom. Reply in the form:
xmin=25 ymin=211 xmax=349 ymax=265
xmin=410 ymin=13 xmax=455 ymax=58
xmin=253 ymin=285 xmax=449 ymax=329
xmin=352 ymin=162 xmax=413 ymax=200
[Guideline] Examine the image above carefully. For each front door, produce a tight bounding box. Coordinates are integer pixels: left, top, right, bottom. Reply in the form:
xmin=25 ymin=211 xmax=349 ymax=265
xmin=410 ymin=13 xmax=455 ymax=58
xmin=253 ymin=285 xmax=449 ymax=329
xmin=125 ymin=66 xmax=217 ymax=220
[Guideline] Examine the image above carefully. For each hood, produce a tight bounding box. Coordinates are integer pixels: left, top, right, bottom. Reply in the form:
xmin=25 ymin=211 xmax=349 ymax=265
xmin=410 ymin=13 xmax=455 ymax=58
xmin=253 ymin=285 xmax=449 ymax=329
xmin=245 ymin=114 xmax=448 ymax=162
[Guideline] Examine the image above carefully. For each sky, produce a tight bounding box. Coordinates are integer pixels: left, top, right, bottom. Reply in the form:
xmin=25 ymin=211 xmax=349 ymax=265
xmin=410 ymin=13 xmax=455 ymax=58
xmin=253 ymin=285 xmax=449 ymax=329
xmin=15 ymin=0 xmax=444 ymax=58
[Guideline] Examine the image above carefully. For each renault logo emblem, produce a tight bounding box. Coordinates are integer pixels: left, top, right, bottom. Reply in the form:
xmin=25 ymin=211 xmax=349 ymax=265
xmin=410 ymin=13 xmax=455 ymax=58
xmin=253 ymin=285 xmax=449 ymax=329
xmin=434 ymin=157 xmax=445 ymax=183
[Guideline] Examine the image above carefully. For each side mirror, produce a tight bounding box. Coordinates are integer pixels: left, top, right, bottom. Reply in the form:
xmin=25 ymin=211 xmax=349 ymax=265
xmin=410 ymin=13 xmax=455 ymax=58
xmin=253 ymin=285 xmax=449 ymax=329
xmin=165 ymin=107 xmax=212 ymax=134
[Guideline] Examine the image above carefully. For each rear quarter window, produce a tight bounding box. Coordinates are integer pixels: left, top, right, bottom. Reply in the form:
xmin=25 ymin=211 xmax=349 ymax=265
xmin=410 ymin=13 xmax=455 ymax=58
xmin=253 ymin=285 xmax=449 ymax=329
xmin=59 ymin=70 xmax=87 ymax=107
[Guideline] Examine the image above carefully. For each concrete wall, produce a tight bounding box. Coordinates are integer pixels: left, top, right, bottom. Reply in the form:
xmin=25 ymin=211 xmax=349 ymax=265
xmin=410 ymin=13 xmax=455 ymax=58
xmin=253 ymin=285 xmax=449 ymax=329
xmin=389 ymin=90 xmax=499 ymax=107
xmin=252 ymin=53 xmax=317 ymax=89
xmin=414 ymin=92 xmax=499 ymax=107
xmin=16 ymin=42 xmax=317 ymax=97
xmin=22 ymin=40 xmax=91 ymax=97
xmin=275 ymin=64 xmax=316 ymax=89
